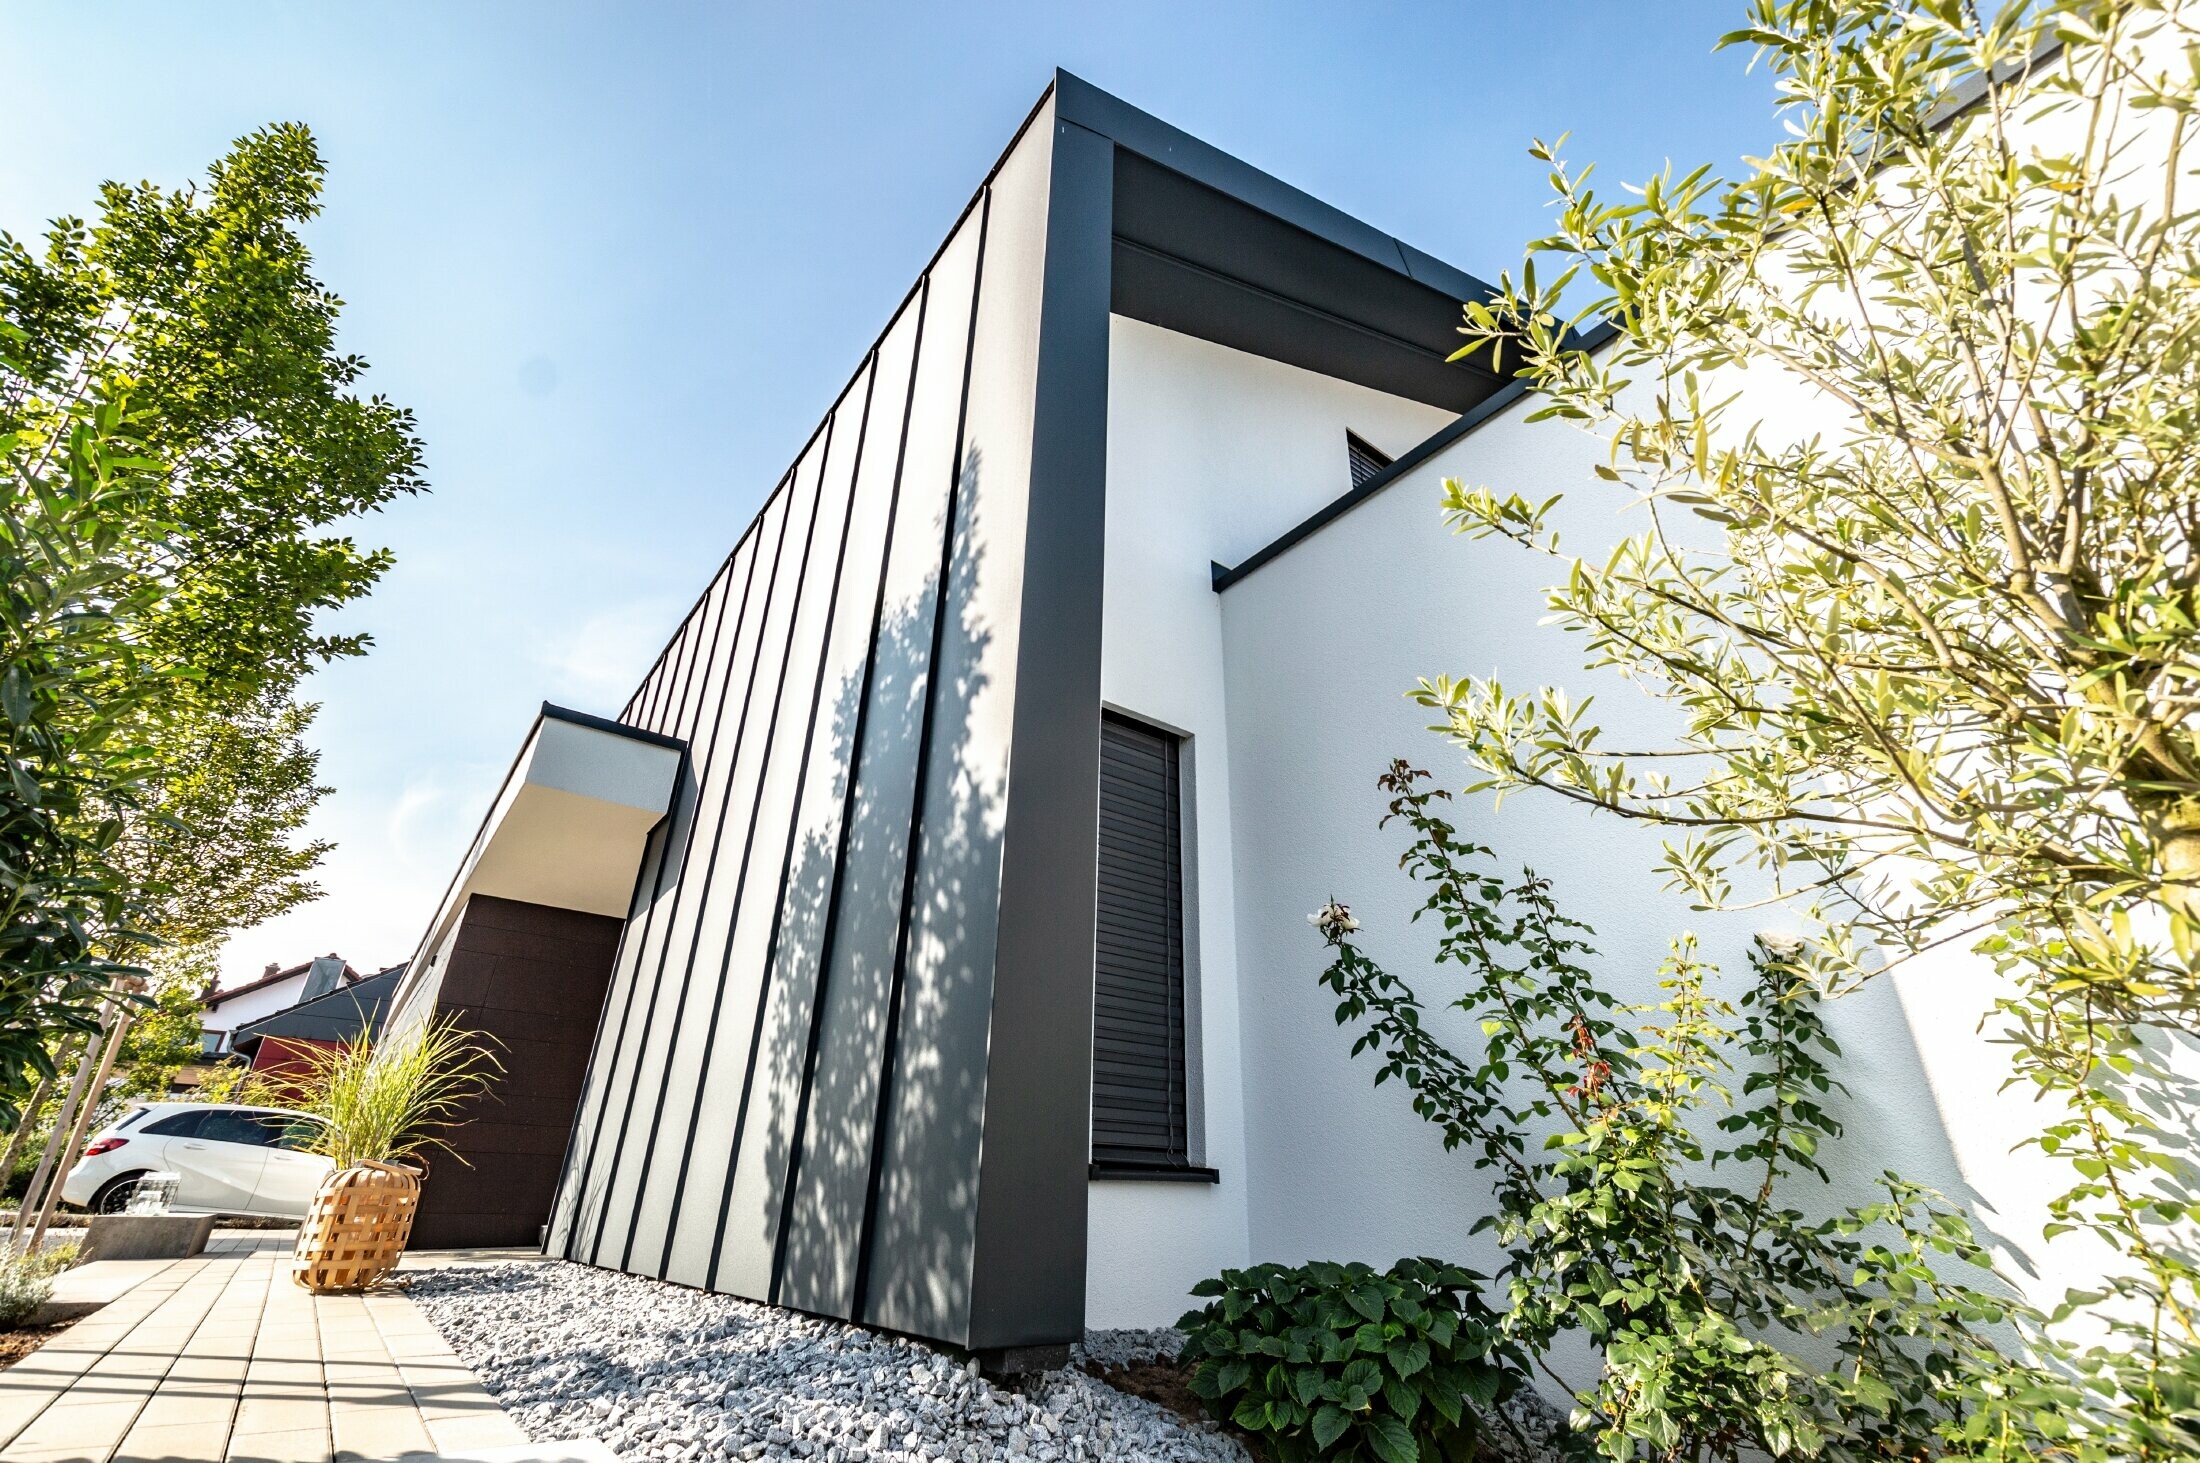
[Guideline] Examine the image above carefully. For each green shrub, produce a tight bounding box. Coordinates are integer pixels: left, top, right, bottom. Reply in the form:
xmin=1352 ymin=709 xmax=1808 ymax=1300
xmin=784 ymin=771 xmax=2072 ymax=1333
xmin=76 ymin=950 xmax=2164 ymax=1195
xmin=0 ymin=1243 xmax=78 ymax=1329
xmin=1178 ymin=1257 xmax=1527 ymax=1463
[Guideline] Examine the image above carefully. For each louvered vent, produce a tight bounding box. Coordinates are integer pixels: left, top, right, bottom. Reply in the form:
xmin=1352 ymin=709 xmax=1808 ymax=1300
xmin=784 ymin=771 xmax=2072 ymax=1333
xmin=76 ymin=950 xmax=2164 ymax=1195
xmin=1347 ymin=431 xmax=1393 ymax=488
xmin=1092 ymin=713 xmax=1189 ymax=1167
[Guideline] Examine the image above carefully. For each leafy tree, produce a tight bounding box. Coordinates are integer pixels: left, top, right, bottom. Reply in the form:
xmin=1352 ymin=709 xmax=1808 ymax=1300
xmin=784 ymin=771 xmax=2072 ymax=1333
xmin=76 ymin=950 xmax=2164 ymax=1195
xmin=115 ymin=691 xmax=331 ymax=949
xmin=0 ymin=391 xmax=171 ymax=1093
xmin=1 ymin=120 xmax=425 ymax=702
xmin=1423 ymin=0 xmax=2200 ymax=1452
xmin=0 ymin=122 xmax=422 ymax=1089
xmin=112 ymin=946 xmax=221 ymax=1102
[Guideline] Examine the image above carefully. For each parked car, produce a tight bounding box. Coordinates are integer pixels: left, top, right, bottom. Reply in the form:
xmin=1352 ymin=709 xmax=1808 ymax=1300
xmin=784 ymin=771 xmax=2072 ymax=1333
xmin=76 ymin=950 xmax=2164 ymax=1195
xmin=60 ymin=1102 xmax=334 ymax=1217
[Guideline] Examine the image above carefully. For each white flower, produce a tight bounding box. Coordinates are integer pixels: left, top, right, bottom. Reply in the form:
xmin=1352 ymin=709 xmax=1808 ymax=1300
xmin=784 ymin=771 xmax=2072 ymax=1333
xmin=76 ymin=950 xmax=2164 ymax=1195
xmin=1309 ymin=900 xmax=1360 ymax=942
xmin=1756 ymin=931 xmax=1805 ymax=957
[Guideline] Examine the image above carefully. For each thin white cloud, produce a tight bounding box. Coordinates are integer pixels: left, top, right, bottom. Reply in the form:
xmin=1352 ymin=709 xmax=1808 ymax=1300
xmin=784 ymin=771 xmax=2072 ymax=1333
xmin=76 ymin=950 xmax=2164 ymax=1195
xmin=541 ymin=595 xmax=686 ymax=712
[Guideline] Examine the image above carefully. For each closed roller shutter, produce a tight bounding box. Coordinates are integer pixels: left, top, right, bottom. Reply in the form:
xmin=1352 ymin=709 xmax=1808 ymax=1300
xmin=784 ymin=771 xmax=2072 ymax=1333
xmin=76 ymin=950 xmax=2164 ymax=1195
xmin=1093 ymin=713 xmax=1189 ymax=1167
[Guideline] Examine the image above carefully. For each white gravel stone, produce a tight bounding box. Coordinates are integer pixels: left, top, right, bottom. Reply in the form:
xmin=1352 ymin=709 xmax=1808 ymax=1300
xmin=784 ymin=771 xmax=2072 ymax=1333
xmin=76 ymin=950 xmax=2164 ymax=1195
xmin=408 ymin=1261 xmax=1248 ymax=1463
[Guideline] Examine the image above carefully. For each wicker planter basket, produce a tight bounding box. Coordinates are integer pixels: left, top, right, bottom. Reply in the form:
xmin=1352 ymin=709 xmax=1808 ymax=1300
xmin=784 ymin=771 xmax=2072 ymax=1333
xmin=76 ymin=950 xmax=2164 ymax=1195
xmin=291 ymin=1159 xmax=422 ymax=1293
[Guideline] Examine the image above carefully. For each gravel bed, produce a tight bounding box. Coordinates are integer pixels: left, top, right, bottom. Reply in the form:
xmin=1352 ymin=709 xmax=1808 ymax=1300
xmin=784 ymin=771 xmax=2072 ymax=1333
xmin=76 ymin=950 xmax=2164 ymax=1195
xmin=1068 ymin=1329 xmax=1182 ymax=1372
xmin=408 ymin=1260 xmax=1248 ymax=1462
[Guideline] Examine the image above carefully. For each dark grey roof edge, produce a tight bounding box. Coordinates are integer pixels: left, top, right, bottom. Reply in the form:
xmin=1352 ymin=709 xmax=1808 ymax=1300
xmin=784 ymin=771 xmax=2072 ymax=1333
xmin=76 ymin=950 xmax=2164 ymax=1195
xmin=543 ymin=701 xmax=688 ymax=752
xmin=1212 ymin=321 xmax=1620 ymax=592
xmin=229 ymin=965 xmax=405 ymax=1043
xmin=618 ymin=70 xmax=1505 ymax=721
xmin=1210 ymin=32 xmax=2068 ymax=596
xmin=399 ymin=702 xmax=690 ymax=1002
xmin=1052 ymin=70 xmax=1500 ymax=307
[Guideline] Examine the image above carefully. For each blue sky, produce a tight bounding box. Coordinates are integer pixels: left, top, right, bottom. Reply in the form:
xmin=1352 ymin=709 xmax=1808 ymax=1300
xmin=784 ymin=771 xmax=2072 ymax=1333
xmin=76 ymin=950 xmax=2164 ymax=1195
xmin=2 ymin=2 xmax=1778 ymax=987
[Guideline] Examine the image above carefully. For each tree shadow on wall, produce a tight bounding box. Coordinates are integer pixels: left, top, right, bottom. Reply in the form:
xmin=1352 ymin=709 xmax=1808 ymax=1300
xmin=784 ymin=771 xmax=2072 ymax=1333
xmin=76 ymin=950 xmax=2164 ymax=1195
xmin=747 ymin=443 xmax=1005 ymax=1343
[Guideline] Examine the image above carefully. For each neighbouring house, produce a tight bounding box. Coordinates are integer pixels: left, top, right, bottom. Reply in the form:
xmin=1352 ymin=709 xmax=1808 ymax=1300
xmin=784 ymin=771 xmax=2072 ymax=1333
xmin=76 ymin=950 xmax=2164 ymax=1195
xmin=199 ymin=955 xmax=361 ymax=1061
xmin=227 ymin=964 xmax=405 ymax=1097
xmin=381 ymin=70 xmax=2075 ymax=1369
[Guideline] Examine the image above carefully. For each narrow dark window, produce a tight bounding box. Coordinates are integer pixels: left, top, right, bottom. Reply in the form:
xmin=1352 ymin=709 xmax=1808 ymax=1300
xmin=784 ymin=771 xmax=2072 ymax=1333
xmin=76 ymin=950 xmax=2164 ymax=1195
xmin=1092 ymin=712 xmax=1189 ymax=1168
xmin=1347 ymin=431 xmax=1393 ymax=488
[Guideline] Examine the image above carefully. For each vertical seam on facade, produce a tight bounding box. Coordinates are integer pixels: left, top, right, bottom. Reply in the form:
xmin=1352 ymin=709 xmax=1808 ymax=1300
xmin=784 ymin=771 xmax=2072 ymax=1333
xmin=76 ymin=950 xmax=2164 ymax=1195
xmin=619 ymin=523 xmax=753 ymax=729
xmin=563 ymin=508 xmax=769 ymax=1247
xmin=639 ymin=587 xmax=707 ymax=732
xmin=701 ymin=277 xmax=934 ymax=1292
xmin=585 ymin=495 xmax=790 ymax=1265
xmin=756 ymin=342 xmax=889 ymax=1304
xmin=659 ymin=585 xmax=713 ymax=738
xmin=558 ymin=581 xmax=726 ymax=1256
xmin=851 ymin=184 xmax=994 ymax=1324
xmin=613 ymin=472 xmax=828 ymax=1275
xmin=564 ymin=540 xmax=764 ymax=1260
xmin=652 ymin=390 xmax=831 ymax=1286
xmin=567 ymin=567 xmax=734 ymax=1258
xmin=633 ymin=637 xmax=667 ymax=731
xmin=620 ymin=389 xmax=847 ymax=1275
xmin=557 ymin=822 xmax=668 ymax=1257
xmin=547 ymin=813 xmax=669 ymax=1253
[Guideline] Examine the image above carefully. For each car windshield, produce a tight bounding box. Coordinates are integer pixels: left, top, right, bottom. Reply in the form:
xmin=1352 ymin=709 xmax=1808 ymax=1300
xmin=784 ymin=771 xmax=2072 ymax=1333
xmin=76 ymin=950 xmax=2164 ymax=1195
xmin=114 ymin=1106 xmax=153 ymax=1131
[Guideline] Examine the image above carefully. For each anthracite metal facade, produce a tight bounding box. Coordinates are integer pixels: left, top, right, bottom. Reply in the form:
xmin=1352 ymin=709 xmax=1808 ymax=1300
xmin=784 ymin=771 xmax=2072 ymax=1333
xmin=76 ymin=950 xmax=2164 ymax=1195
xmin=546 ymin=72 xmax=1509 ymax=1357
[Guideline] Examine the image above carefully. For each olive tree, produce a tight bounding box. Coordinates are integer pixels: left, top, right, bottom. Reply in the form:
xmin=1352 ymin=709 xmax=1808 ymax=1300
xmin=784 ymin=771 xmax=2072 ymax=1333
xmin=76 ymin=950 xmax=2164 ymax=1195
xmin=1429 ymin=0 xmax=2200 ymax=1452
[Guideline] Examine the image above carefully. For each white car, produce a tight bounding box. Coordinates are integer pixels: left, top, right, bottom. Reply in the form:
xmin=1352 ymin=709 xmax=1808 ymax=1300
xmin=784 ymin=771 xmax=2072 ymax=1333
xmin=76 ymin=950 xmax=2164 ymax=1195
xmin=60 ymin=1102 xmax=334 ymax=1217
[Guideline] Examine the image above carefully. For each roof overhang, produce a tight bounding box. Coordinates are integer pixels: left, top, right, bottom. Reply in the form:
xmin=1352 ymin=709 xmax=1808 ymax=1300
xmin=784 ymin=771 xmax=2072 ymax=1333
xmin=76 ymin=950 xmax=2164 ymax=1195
xmin=386 ymin=704 xmax=683 ymax=1025
xmin=1054 ymin=71 xmax=1507 ymax=414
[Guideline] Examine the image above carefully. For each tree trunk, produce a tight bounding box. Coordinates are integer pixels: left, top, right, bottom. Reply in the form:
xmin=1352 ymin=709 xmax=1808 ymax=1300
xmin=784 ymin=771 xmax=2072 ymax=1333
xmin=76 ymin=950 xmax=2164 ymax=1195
xmin=9 ymin=1014 xmax=110 ymax=1254
xmin=30 ymin=1010 xmax=132 ymax=1251
xmin=2142 ymin=794 xmax=2200 ymax=973
xmin=0 ymin=1048 xmax=72 ymax=1211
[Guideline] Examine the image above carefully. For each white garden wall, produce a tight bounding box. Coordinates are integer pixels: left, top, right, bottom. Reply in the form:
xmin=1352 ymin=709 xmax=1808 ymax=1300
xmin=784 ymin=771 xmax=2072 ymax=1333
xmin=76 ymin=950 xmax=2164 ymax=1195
xmin=1081 ymin=307 xmax=2111 ymax=1339
xmin=1210 ymin=366 xmax=2103 ymax=1323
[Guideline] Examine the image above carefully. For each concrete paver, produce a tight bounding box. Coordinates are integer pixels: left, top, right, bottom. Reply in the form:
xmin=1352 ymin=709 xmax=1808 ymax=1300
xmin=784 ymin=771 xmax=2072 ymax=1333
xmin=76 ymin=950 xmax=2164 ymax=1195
xmin=0 ymin=1248 xmax=541 ymax=1463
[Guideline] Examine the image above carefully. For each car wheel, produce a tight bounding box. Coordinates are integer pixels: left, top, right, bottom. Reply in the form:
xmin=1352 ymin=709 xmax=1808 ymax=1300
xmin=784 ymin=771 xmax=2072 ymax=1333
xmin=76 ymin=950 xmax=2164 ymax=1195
xmin=90 ymin=1172 xmax=149 ymax=1214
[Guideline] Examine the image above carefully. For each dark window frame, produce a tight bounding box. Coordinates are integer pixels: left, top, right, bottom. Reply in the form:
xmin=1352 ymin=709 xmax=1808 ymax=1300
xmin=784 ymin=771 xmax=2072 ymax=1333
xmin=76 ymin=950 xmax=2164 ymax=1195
xmin=1090 ymin=711 xmax=1215 ymax=1181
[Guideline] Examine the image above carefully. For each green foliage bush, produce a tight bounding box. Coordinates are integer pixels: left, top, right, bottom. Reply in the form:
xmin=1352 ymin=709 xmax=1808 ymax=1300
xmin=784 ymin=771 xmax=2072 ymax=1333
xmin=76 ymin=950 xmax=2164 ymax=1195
xmin=0 ymin=1244 xmax=77 ymax=1329
xmin=1313 ymin=764 xmax=2020 ymax=1461
xmin=1426 ymin=2 xmax=2200 ymax=1453
xmin=1178 ymin=1258 xmax=1527 ymax=1463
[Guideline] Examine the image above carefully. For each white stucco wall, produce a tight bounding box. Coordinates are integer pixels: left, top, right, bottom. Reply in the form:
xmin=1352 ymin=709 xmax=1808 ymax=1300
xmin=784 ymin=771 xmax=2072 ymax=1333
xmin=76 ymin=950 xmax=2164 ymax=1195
xmin=203 ymin=973 xmax=316 ymax=1044
xmin=1086 ymin=316 xmax=1451 ymax=1327
xmin=1091 ymin=291 xmax=2123 ymax=1340
xmin=1210 ymin=370 xmax=2106 ymax=1326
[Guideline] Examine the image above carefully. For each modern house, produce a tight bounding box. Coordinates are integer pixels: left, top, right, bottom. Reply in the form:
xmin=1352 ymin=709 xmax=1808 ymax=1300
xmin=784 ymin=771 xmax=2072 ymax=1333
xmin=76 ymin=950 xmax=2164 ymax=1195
xmin=385 ymin=71 xmax=2062 ymax=1369
xmin=200 ymin=955 xmax=362 ymax=1059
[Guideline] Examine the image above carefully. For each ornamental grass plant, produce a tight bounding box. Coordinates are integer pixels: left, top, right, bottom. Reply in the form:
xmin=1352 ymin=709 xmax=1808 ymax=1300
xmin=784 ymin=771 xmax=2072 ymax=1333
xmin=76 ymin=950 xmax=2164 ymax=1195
xmin=290 ymin=1016 xmax=502 ymax=1170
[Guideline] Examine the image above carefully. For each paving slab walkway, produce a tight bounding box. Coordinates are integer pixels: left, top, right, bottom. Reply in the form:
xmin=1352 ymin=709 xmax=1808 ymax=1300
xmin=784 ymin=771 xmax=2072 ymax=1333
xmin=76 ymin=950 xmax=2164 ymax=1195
xmin=0 ymin=1249 xmax=548 ymax=1463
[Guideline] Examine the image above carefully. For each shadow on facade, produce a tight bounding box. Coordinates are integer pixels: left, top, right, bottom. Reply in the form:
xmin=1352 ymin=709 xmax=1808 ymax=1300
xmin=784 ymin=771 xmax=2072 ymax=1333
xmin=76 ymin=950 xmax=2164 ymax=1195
xmin=737 ymin=442 xmax=1003 ymax=1342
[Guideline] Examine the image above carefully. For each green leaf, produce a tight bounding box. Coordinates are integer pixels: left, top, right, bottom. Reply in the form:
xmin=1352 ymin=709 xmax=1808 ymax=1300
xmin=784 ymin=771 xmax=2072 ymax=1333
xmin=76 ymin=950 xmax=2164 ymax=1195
xmin=1366 ymin=1413 xmax=1419 ymax=1463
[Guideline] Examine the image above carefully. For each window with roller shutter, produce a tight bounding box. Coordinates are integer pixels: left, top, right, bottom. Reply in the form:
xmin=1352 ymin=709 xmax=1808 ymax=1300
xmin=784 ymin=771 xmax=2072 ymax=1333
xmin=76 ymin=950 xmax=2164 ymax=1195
xmin=1092 ymin=712 xmax=1190 ymax=1168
